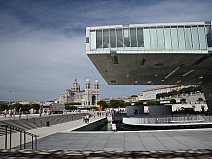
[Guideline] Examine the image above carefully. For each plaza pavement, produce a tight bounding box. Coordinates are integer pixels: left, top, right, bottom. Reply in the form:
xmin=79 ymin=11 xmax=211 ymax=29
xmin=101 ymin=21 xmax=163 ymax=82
xmin=24 ymin=128 xmax=212 ymax=151
xmin=1 ymin=112 xmax=212 ymax=152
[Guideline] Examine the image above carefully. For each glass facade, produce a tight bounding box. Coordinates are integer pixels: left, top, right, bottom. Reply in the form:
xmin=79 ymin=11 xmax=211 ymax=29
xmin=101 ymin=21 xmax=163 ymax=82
xmin=90 ymin=24 xmax=212 ymax=51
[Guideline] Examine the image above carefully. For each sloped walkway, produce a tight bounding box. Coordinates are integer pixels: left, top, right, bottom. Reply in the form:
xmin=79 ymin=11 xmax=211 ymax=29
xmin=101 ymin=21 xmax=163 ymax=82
xmin=0 ymin=114 xmax=105 ymax=149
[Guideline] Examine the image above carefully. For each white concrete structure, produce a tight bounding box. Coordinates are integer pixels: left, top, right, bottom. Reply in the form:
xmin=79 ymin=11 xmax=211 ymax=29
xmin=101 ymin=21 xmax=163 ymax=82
xmin=58 ymin=79 xmax=100 ymax=107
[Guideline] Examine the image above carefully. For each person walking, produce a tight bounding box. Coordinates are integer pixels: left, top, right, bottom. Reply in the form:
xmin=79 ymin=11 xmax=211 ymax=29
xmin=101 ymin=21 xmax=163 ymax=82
xmin=3 ymin=109 xmax=7 ymax=118
xmin=19 ymin=107 xmax=22 ymax=119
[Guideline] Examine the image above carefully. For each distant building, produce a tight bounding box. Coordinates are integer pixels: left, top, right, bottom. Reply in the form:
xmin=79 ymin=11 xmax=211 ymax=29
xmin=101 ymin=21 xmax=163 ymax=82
xmin=142 ymin=85 xmax=188 ymax=100
xmin=57 ymin=79 xmax=100 ymax=107
xmin=19 ymin=99 xmax=41 ymax=105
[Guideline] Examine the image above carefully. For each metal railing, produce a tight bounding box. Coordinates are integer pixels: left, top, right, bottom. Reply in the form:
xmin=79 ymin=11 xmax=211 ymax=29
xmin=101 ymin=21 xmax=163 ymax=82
xmin=123 ymin=115 xmax=212 ymax=125
xmin=0 ymin=124 xmax=38 ymax=150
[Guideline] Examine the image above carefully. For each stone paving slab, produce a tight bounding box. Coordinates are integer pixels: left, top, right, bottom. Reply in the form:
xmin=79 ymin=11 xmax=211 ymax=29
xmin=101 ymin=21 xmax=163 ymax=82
xmin=22 ymin=128 xmax=212 ymax=151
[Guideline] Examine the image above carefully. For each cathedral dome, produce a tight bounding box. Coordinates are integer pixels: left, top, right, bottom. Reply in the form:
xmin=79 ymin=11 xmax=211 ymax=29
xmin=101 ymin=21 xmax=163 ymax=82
xmin=86 ymin=79 xmax=90 ymax=83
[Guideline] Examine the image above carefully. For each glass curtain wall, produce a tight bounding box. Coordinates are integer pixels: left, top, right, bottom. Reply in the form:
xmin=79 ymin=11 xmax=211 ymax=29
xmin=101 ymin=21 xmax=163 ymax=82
xmin=184 ymin=26 xmax=193 ymax=49
xmin=171 ymin=27 xmax=178 ymax=50
xmin=144 ymin=28 xmax=151 ymax=50
xmin=157 ymin=27 xmax=165 ymax=50
xmin=164 ymin=27 xmax=172 ymax=50
xmin=90 ymin=25 xmax=211 ymax=51
xmin=206 ymin=25 xmax=212 ymax=47
xmin=96 ymin=30 xmax=102 ymax=49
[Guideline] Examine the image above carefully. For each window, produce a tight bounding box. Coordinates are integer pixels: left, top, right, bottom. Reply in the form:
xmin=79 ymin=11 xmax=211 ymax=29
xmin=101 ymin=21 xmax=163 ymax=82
xmin=170 ymin=27 xmax=178 ymax=50
xmin=137 ymin=28 xmax=144 ymax=47
xmin=191 ymin=26 xmax=200 ymax=50
xmin=130 ymin=28 xmax=137 ymax=47
xmin=178 ymin=26 xmax=186 ymax=50
xmin=123 ymin=28 xmax=130 ymax=47
xmin=157 ymin=27 xmax=165 ymax=50
xmin=110 ymin=29 xmax=116 ymax=48
xmin=90 ymin=30 xmax=96 ymax=50
xmin=149 ymin=27 xmax=157 ymax=50
xmin=144 ymin=28 xmax=151 ymax=50
xmin=103 ymin=29 xmax=109 ymax=48
xmin=116 ymin=28 xmax=123 ymax=47
xmin=164 ymin=27 xmax=172 ymax=50
xmin=96 ymin=30 xmax=102 ymax=48
xmin=86 ymin=37 xmax=89 ymax=43
xmin=111 ymin=52 xmax=118 ymax=64
xmin=184 ymin=26 xmax=193 ymax=50
xmin=198 ymin=26 xmax=207 ymax=50
xmin=206 ymin=25 xmax=212 ymax=47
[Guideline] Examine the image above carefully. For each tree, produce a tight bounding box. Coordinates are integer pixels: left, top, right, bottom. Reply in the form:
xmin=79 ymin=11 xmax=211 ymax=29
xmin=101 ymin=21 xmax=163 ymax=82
xmin=170 ymin=99 xmax=176 ymax=104
xmin=134 ymin=101 xmax=143 ymax=106
xmin=124 ymin=102 xmax=131 ymax=107
xmin=31 ymin=104 xmax=40 ymax=111
xmin=109 ymin=100 xmax=124 ymax=108
xmin=0 ymin=104 xmax=8 ymax=111
xmin=97 ymin=100 xmax=108 ymax=109
xmin=65 ymin=105 xmax=77 ymax=111
xmin=147 ymin=100 xmax=160 ymax=106
xmin=21 ymin=104 xmax=32 ymax=113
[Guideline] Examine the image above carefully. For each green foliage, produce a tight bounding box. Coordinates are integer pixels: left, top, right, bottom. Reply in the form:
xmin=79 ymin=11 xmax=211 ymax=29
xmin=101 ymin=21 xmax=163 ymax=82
xmin=0 ymin=104 xmax=8 ymax=111
xmin=21 ymin=104 xmax=32 ymax=111
xmin=147 ymin=100 xmax=160 ymax=106
xmin=31 ymin=104 xmax=40 ymax=110
xmin=65 ymin=105 xmax=77 ymax=111
xmin=97 ymin=100 xmax=109 ymax=109
xmin=134 ymin=101 xmax=143 ymax=106
xmin=124 ymin=102 xmax=131 ymax=107
xmin=109 ymin=100 xmax=125 ymax=108
xmin=170 ymin=99 xmax=176 ymax=104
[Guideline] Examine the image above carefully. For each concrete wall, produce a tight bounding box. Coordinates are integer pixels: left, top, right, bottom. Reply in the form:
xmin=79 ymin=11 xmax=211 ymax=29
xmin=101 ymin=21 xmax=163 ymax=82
xmin=148 ymin=105 xmax=172 ymax=116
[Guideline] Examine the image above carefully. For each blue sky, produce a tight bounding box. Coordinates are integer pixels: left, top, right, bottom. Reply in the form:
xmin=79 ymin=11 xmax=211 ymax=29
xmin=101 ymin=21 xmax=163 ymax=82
xmin=0 ymin=0 xmax=212 ymax=101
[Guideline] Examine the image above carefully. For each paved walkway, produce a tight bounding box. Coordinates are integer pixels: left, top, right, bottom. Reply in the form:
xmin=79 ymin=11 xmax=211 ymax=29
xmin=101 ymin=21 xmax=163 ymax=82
xmin=0 ymin=113 xmax=106 ymax=149
xmin=25 ymin=128 xmax=212 ymax=151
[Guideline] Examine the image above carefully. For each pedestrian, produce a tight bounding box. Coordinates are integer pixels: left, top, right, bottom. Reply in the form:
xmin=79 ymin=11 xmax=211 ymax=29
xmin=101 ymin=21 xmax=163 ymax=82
xmin=12 ymin=108 xmax=16 ymax=119
xmin=3 ymin=109 xmax=7 ymax=118
xmin=19 ymin=107 xmax=22 ymax=119
xmin=9 ymin=109 xmax=12 ymax=118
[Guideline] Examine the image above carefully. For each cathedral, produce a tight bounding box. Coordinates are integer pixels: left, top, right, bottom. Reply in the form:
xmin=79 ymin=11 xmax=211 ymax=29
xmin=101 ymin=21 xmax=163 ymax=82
xmin=57 ymin=79 xmax=100 ymax=107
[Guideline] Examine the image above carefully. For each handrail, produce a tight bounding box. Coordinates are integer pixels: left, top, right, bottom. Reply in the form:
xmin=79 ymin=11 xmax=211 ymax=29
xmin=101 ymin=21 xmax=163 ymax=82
xmin=0 ymin=124 xmax=38 ymax=150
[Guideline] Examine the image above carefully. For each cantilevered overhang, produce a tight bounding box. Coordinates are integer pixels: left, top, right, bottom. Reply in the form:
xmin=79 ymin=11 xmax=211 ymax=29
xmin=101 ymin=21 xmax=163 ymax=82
xmin=86 ymin=21 xmax=212 ymax=86
xmin=87 ymin=52 xmax=212 ymax=85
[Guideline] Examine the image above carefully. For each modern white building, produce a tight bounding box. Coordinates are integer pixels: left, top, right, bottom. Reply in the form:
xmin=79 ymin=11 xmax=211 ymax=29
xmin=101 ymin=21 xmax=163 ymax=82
xmin=86 ymin=21 xmax=212 ymax=111
xmin=57 ymin=79 xmax=100 ymax=107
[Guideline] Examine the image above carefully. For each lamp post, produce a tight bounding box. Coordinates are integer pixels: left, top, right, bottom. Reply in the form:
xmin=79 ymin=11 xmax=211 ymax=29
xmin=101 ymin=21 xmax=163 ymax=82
xmin=9 ymin=90 xmax=12 ymax=105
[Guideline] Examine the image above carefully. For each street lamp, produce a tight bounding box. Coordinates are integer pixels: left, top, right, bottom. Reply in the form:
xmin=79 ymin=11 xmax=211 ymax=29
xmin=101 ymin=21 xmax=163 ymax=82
xmin=9 ymin=90 xmax=12 ymax=105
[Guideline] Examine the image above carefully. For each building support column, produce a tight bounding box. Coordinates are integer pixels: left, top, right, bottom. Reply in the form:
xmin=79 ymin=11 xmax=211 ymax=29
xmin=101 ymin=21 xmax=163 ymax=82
xmin=202 ymin=81 xmax=212 ymax=112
